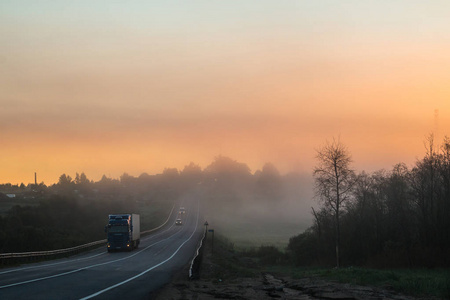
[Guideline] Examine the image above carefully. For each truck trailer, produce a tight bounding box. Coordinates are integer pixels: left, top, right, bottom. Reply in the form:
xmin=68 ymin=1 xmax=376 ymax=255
xmin=106 ymin=214 xmax=140 ymax=252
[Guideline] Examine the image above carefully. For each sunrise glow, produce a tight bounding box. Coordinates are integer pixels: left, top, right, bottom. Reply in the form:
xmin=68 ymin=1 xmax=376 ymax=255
xmin=1 ymin=1 xmax=450 ymax=184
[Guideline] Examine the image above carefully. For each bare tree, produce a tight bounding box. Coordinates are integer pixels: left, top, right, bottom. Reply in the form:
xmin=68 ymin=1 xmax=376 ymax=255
xmin=313 ymin=138 xmax=356 ymax=268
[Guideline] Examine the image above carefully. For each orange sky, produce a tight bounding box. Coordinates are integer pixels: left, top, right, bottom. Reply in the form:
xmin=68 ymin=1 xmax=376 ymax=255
xmin=1 ymin=1 xmax=450 ymax=184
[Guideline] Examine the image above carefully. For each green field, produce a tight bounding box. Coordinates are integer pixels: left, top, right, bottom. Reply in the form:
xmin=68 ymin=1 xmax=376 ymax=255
xmin=206 ymin=233 xmax=450 ymax=299
xmin=266 ymin=265 xmax=450 ymax=299
xmin=206 ymin=214 xmax=310 ymax=250
xmin=138 ymin=200 xmax=175 ymax=230
xmin=204 ymin=214 xmax=450 ymax=299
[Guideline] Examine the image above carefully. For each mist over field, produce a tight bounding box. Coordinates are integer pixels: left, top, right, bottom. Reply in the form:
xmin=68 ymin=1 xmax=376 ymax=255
xmin=1 ymin=2 xmax=450 ymax=280
xmin=2 ymin=132 xmax=450 ymax=270
xmin=2 ymin=1 xmax=450 ymax=185
xmin=0 ymin=156 xmax=316 ymax=252
xmin=201 ymin=165 xmax=316 ymax=249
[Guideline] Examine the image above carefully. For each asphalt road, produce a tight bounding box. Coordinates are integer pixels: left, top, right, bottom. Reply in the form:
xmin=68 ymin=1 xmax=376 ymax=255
xmin=0 ymin=197 xmax=204 ymax=300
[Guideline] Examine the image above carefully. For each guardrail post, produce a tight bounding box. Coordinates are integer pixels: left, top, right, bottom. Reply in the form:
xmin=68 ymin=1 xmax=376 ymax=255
xmin=0 ymin=204 xmax=175 ymax=266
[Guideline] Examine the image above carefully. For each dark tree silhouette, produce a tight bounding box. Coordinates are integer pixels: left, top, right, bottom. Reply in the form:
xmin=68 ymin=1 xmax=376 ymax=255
xmin=255 ymin=162 xmax=283 ymax=205
xmin=313 ymin=138 xmax=356 ymax=268
xmin=58 ymin=174 xmax=72 ymax=185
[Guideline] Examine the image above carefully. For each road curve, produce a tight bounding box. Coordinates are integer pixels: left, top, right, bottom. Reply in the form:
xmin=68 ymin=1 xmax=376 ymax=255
xmin=0 ymin=196 xmax=203 ymax=300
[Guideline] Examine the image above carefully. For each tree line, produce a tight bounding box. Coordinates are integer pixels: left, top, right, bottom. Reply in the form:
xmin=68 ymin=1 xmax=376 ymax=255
xmin=288 ymin=135 xmax=450 ymax=268
xmin=0 ymin=156 xmax=305 ymax=253
xmin=2 ymin=137 xmax=449 ymax=270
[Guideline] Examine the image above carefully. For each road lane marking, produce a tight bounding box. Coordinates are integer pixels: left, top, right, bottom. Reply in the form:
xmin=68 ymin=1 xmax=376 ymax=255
xmin=0 ymin=252 xmax=106 ymax=275
xmin=0 ymin=226 xmax=186 ymax=289
xmin=0 ymin=207 xmax=180 ymax=277
xmin=79 ymin=200 xmax=200 ymax=300
xmin=0 ymin=203 xmax=177 ymax=276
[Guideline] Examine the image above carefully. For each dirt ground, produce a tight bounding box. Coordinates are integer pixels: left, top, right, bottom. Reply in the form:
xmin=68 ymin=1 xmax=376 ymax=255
xmin=154 ymin=238 xmax=437 ymax=300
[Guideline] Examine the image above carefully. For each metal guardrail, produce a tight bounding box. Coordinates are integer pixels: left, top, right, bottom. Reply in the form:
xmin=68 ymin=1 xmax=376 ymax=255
xmin=141 ymin=203 xmax=174 ymax=236
xmin=0 ymin=239 xmax=107 ymax=260
xmin=0 ymin=204 xmax=175 ymax=264
xmin=189 ymin=226 xmax=207 ymax=279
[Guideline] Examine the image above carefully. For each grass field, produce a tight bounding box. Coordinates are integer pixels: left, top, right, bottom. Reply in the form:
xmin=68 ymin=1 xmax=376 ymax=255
xmin=206 ymin=233 xmax=450 ymax=299
xmin=205 ymin=219 xmax=450 ymax=298
xmin=138 ymin=200 xmax=175 ymax=230
xmin=267 ymin=265 xmax=450 ymax=299
xmin=206 ymin=213 xmax=310 ymax=250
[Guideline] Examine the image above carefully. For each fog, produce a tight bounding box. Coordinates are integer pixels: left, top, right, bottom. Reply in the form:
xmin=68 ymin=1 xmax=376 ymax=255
xmin=0 ymin=155 xmax=317 ymax=251
xmin=3 ymin=140 xmax=450 ymax=269
xmin=3 ymin=1 xmax=450 ymax=186
xmin=191 ymin=157 xmax=317 ymax=248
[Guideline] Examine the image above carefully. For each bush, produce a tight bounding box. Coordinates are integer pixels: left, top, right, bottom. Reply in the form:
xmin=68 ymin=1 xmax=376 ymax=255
xmin=256 ymin=245 xmax=284 ymax=265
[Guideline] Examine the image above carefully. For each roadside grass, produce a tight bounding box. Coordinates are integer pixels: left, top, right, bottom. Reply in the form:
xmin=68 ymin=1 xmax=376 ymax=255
xmin=203 ymin=232 xmax=450 ymax=298
xmin=266 ymin=265 xmax=450 ymax=299
xmin=201 ymin=211 xmax=450 ymax=299
xmin=138 ymin=200 xmax=175 ymax=230
xmin=207 ymin=214 xmax=308 ymax=250
xmin=205 ymin=233 xmax=259 ymax=282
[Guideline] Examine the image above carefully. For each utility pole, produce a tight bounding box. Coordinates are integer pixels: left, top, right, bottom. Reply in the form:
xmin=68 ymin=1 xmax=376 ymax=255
xmin=204 ymin=221 xmax=214 ymax=253
xmin=204 ymin=221 xmax=208 ymax=234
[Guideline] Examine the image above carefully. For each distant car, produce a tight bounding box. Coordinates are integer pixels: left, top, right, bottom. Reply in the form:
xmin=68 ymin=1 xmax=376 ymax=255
xmin=179 ymin=207 xmax=186 ymax=214
xmin=175 ymin=218 xmax=183 ymax=226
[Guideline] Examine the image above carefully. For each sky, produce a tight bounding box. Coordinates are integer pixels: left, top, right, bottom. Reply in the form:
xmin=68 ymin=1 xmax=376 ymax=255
xmin=1 ymin=1 xmax=450 ymax=185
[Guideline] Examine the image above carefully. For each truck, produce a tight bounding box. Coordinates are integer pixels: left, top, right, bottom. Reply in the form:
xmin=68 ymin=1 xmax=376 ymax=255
xmin=105 ymin=214 xmax=140 ymax=252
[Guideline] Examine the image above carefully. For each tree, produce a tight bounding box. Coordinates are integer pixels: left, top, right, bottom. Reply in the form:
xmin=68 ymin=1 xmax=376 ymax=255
xmin=346 ymin=171 xmax=386 ymax=264
xmin=439 ymin=136 xmax=450 ymax=249
xmin=204 ymin=155 xmax=251 ymax=189
xmin=205 ymin=156 xmax=251 ymax=177
xmin=58 ymin=174 xmax=72 ymax=185
xmin=180 ymin=162 xmax=203 ymax=186
xmin=120 ymin=172 xmax=135 ymax=187
xmin=313 ymin=138 xmax=356 ymax=268
xmin=75 ymin=172 xmax=90 ymax=185
xmin=203 ymin=156 xmax=252 ymax=208
xmin=255 ymin=163 xmax=283 ymax=205
xmin=181 ymin=162 xmax=202 ymax=175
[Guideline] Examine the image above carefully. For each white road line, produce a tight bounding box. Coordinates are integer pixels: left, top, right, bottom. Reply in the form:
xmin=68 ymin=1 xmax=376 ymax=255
xmin=0 ymin=226 xmax=184 ymax=289
xmin=0 ymin=252 xmax=106 ymax=275
xmin=79 ymin=200 xmax=200 ymax=300
xmin=0 ymin=207 xmax=178 ymax=276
